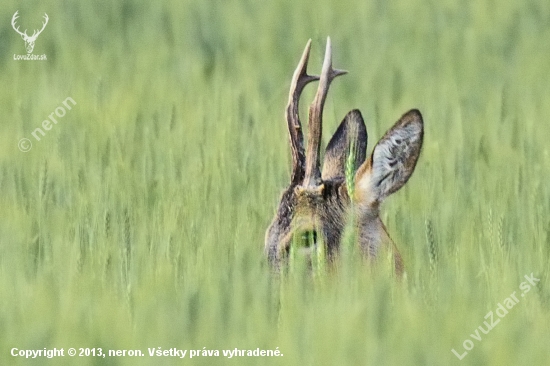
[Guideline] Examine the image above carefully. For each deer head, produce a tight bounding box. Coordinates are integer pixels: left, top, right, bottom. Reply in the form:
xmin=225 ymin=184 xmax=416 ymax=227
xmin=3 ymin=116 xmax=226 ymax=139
xmin=11 ymin=11 xmax=49 ymax=54
xmin=265 ymin=38 xmax=423 ymax=275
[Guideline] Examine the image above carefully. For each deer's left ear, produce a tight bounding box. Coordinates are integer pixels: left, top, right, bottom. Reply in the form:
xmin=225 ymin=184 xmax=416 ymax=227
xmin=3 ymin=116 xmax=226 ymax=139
xmin=355 ymin=109 xmax=423 ymax=205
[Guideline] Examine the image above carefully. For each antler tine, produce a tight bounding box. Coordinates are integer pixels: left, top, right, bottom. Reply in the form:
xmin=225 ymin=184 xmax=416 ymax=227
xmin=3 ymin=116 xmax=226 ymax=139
xmin=286 ymin=39 xmax=320 ymax=184
xmin=11 ymin=11 xmax=28 ymax=37
xmin=33 ymin=13 xmax=49 ymax=38
xmin=303 ymin=37 xmax=347 ymax=188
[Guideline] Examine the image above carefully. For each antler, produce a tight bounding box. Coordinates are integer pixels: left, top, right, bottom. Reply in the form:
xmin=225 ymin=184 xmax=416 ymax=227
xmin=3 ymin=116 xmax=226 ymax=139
xmin=11 ymin=12 xmax=48 ymax=40
xmin=11 ymin=11 xmax=28 ymax=38
xmin=286 ymin=40 xmax=320 ymax=185
xmin=303 ymin=37 xmax=347 ymax=188
xmin=30 ymin=14 xmax=49 ymax=39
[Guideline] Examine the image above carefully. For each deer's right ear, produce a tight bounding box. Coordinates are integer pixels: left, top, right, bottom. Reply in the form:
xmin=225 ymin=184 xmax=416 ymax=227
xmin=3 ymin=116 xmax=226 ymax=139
xmin=355 ymin=109 xmax=423 ymax=206
xmin=322 ymin=109 xmax=367 ymax=182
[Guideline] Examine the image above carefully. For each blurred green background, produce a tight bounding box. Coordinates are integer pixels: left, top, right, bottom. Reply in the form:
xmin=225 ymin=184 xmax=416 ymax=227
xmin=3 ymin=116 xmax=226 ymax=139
xmin=1 ymin=0 xmax=549 ymax=365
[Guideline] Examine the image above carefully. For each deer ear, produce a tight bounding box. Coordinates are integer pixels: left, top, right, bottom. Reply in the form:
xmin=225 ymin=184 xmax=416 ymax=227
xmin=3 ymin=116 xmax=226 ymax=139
xmin=322 ymin=109 xmax=368 ymax=182
xmin=355 ymin=109 xmax=423 ymax=205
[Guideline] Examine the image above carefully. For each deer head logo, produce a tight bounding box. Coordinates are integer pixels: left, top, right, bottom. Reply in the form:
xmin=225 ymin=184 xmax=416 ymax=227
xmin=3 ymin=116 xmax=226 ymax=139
xmin=265 ymin=38 xmax=424 ymax=275
xmin=11 ymin=11 xmax=49 ymax=54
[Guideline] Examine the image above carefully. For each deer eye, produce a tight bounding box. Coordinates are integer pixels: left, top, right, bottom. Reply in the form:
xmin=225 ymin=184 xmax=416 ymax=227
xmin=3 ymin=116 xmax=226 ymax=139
xmin=298 ymin=230 xmax=317 ymax=248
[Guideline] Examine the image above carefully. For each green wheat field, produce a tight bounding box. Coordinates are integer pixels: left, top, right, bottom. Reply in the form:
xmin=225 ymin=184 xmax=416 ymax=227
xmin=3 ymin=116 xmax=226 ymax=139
xmin=1 ymin=0 xmax=550 ymax=365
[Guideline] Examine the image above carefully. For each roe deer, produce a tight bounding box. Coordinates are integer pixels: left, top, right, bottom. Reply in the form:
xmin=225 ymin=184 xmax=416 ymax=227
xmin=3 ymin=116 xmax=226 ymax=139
xmin=265 ymin=38 xmax=423 ymax=275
